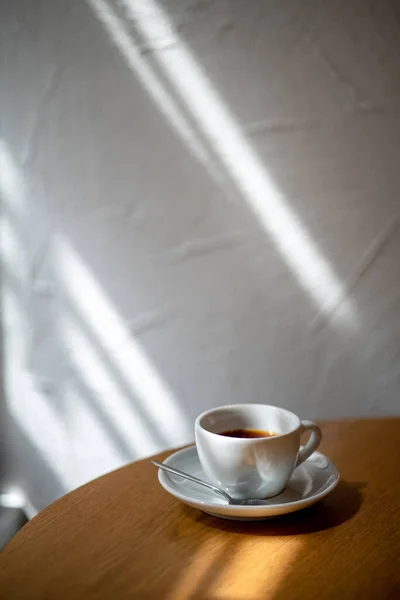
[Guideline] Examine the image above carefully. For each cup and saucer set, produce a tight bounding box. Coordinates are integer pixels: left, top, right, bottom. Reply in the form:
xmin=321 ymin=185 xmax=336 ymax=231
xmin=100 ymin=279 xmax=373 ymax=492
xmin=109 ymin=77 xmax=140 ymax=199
xmin=155 ymin=404 xmax=339 ymax=521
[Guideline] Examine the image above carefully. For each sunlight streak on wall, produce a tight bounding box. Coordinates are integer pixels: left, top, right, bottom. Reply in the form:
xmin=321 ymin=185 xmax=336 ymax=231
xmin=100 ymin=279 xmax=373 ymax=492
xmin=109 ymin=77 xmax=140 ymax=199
xmin=1 ymin=139 xmax=192 ymax=508
xmin=55 ymin=236 xmax=192 ymax=445
xmin=0 ymin=269 xmax=73 ymax=493
xmin=65 ymin=385 xmax=128 ymax=482
xmin=0 ymin=142 xmax=30 ymax=387
xmin=60 ymin=312 xmax=157 ymax=455
xmin=118 ymin=0 xmax=358 ymax=326
xmin=0 ymin=490 xmax=25 ymax=509
xmin=0 ymin=141 xmax=130 ymax=501
xmin=87 ymin=0 xmax=225 ymax=188
xmin=0 ymin=141 xmax=25 ymax=214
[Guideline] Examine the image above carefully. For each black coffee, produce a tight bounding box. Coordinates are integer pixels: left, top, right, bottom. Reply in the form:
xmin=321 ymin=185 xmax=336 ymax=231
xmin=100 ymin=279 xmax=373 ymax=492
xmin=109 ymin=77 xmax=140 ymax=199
xmin=219 ymin=429 xmax=278 ymax=439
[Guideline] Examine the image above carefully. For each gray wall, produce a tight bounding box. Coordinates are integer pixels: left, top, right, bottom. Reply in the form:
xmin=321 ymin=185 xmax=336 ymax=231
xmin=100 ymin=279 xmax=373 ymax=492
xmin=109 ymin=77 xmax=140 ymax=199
xmin=1 ymin=0 xmax=400 ymax=515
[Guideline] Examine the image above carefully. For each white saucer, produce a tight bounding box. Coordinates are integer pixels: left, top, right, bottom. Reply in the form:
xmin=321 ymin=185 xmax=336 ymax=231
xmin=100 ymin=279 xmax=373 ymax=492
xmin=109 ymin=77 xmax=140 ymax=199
xmin=158 ymin=446 xmax=339 ymax=520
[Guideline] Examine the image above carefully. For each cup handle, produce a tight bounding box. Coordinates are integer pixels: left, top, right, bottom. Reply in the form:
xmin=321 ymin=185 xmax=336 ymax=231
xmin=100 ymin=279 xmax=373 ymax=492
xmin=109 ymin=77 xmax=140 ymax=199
xmin=295 ymin=420 xmax=322 ymax=467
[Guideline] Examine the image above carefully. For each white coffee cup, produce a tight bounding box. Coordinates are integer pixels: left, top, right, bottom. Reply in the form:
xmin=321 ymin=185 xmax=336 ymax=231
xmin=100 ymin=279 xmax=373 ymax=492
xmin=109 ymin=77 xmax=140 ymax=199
xmin=195 ymin=404 xmax=322 ymax=499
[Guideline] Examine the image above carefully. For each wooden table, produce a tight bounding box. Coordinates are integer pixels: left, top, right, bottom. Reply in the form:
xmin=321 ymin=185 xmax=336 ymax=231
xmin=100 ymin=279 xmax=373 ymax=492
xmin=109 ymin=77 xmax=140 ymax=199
xmin=1 ymin=419 xmax=399 ymax=599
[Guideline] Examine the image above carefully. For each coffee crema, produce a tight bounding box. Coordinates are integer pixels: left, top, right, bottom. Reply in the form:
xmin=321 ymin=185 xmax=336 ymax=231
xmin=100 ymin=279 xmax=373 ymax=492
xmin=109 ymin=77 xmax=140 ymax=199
xmin=219 ymin=428 xmax=278 ymax=439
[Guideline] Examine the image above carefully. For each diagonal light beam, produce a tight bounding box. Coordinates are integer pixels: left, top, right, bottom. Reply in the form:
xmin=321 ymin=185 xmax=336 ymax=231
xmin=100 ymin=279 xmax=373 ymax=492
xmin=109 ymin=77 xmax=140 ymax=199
xmin=87 ymin=0 xmax=226 ymax=189
xmin=55 ymin=236 xmax=192 ymax=445
xmin=111 ymin=0 xmax=358 ymax=326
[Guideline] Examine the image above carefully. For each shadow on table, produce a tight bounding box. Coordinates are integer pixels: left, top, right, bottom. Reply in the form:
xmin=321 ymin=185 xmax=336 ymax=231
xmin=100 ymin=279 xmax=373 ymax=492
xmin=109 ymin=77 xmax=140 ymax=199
xmin=181 ymin=480 xmax=365 ymax=536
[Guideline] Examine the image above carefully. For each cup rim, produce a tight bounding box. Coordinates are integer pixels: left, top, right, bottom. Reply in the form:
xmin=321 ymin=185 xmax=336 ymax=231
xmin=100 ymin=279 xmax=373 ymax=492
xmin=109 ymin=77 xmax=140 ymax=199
xmin=195 ymin=403 xmax=301 ymax=440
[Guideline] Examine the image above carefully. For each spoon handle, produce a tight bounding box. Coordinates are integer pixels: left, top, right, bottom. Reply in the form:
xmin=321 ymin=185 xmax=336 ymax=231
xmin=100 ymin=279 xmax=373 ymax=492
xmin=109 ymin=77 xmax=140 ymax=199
xmin=151 ymin=460 xmax=231 ymax=502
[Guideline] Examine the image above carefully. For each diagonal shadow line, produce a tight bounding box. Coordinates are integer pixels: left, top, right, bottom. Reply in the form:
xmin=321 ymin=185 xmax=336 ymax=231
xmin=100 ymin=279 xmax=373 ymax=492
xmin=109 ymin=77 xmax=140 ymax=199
xmin=6 ymin=416 xmax=66 ymax=512
xmin=2 ymin=256 xmax=136 ymax=459
xmin=0 ymin=232 xmax=26 ymax=295
xmin=112 ymin=1 xmax=235 ymax=184
xmin=2 ymin=141 xmax=178 ymax=451
xmin=0 ymin=309 xmax=9 ymax=491
xmin=3 ymin=251 xmax=163 ymax=456
xmin=2 ymin=223 xmax=148 ymax=464
xmin=84 ymin=0 xmax=355 ymax=354
xmin=87 ymin=0 xmax=230 ymax=192
xmin=61 ymin=292 xmax=172 ymax=447
xmin=90 ymin=0 xmax=249 ymax=241
xmin=123 ymin=21 xmax=242 ymax=199
xmin=65 ymin=368 xmax=135 ymax=461
xmin=114 ymin=0 xmax=359 ymax=328
xmin=0 ymin=263 xmax=21 ymax=299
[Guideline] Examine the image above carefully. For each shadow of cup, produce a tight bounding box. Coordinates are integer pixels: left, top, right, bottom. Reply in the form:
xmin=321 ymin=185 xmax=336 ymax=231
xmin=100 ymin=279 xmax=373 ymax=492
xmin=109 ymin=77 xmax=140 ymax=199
xmin=179 ymin=480 xmax=365 ymax=536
